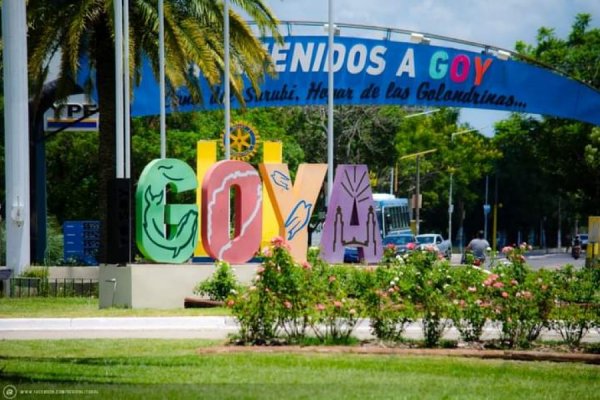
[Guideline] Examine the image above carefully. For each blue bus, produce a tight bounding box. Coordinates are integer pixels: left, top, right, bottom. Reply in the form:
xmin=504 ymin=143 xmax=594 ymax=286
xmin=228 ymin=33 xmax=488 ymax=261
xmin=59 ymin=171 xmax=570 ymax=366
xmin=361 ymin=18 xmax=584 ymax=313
xmin=372 ymin=193 xmax=412 ymax=238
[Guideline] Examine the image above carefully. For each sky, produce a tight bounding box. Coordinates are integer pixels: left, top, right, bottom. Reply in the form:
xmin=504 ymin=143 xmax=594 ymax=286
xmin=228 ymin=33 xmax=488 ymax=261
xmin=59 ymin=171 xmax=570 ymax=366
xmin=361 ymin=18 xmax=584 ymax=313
xmin=259 ymin=0 xmax=600 ymax=136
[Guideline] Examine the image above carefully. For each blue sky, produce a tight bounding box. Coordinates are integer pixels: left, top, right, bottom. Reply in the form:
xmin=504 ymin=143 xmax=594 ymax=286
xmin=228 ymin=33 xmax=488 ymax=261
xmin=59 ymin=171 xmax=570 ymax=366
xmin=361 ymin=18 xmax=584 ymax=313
xmin=260 ymin=0 xmax=600 ymax=135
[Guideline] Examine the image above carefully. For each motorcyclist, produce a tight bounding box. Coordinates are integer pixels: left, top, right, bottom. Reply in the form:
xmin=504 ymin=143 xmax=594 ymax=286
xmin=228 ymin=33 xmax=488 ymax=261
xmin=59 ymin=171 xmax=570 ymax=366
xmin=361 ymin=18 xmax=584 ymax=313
xmin=572 ymin=235 xmax=582 ymax=259
xmin=466 ymin=230 xmax=490 ymax=265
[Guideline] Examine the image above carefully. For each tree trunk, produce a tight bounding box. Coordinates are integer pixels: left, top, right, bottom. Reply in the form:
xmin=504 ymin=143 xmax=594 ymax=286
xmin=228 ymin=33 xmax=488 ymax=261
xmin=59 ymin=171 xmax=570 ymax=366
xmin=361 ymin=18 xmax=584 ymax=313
xmin=95 ymin=16 xmax=116 ymax=263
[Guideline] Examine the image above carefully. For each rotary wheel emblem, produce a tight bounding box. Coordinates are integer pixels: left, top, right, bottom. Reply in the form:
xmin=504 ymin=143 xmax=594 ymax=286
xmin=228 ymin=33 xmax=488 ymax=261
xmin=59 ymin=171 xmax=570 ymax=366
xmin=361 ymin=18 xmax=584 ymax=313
xmin=221 ymin=122 xmax=260 ymax=161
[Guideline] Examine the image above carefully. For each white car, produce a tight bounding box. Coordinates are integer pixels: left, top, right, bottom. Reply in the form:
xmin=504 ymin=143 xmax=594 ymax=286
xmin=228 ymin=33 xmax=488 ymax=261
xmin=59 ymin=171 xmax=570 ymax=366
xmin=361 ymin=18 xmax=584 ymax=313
xmin=415 ymin=234 xmax=452 ymax=259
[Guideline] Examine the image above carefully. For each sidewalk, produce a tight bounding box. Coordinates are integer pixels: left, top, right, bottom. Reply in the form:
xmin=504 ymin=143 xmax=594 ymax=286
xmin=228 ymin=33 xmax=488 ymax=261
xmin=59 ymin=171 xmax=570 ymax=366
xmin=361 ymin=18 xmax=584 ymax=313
xmin=1 ymin=316 xmax=599 ymax=342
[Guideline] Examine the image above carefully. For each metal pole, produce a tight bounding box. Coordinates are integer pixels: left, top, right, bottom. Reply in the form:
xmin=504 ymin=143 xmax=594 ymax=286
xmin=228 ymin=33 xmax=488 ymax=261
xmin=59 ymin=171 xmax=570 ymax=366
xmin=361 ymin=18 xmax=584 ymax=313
xmin=124 ymin=0 xmax=131 ymax=178
xmin=492 ymin=173 xmax=498 ymax=251
xmin=224 ymin=0 xmax=231 ymax=160
xmin=326 ymin=0 xmax=334 ymax=202
xmin=484 ymin=175 xmax=489 ymax=239
xmin=2 ymin=0 xmax=31 ymax=275
xmin=115 ymin=0 xmax=124 ymax=177
xmin=159 ymin=0 xmax=166 ymax=159
xmin=415 ymin=155 xmax=420 ymax=236
xmin=557 ymin=197 xmax=562 ymax=250
xmin=389 ymin=167 xmax=394 ymax=195
xmin=448 ymin=173 xmax=453 ymax=245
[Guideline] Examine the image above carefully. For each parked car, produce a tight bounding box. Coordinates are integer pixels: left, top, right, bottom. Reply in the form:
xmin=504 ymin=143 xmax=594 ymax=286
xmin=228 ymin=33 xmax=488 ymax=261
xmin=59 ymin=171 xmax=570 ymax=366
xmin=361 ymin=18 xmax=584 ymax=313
xmin=415 ymin=233 xmax=452 ymax=259
xmin=382 ymin=233 xmax=417 ymax=255
xmin=579 ymin=234 xmax=589 ymax=250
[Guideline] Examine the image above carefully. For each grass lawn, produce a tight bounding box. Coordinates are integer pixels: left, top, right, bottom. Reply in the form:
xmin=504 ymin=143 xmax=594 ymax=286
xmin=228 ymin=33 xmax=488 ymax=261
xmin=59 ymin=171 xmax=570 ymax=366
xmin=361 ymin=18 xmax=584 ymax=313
xmin=0 ymin=297 xmax=230 ymax=318
xmin=0 ymin=339 xmax=598 ymax=399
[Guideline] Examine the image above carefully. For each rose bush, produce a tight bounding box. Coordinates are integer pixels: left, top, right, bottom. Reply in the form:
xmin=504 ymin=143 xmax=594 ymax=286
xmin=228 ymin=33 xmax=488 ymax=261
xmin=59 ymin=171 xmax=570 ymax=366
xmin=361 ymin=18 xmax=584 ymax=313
xmin=228 ymin=238 xmax=599 ymax=349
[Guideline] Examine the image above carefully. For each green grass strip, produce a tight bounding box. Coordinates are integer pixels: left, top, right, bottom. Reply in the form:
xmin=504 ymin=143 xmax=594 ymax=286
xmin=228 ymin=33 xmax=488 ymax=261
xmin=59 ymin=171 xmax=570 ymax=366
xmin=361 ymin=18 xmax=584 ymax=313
xmin=0 ymin=339 xmax=598 ymax=399
xmin=0 ymin=297 xmax=230 ymax=318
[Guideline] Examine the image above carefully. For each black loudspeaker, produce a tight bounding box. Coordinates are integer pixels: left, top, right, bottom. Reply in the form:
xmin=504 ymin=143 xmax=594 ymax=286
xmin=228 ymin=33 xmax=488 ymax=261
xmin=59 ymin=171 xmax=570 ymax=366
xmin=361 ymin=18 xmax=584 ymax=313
xmin=107 ymin=178 xmax=133 ymax=263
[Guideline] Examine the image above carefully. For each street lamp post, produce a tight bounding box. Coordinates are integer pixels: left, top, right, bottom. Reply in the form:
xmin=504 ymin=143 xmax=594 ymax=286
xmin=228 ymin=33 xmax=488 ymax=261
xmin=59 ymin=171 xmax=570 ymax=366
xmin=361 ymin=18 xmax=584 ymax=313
xmin=400 ymin=149 xmax=437 ymax=236
xmin=448 ymin=128 xmax=478 ymax=250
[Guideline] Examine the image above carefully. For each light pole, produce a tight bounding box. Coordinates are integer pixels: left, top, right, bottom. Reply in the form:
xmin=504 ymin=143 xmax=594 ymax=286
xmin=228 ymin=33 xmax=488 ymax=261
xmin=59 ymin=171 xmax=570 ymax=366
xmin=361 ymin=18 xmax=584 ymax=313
xmin=400 ymin=149 xmax=437 ymax=235
xmin=447 ymin=129 xmax=478 ymax=249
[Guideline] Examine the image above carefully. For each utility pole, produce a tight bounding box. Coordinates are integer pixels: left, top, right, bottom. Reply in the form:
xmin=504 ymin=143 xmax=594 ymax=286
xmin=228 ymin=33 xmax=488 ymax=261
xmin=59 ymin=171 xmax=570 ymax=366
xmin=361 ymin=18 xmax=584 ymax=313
xmin=400 ymin=149 xmax=437 ymax=236
xmin=483 ymin=175 xmax=490 ymax=239
xmin=2 ymin=0 xmax=31 ymax=275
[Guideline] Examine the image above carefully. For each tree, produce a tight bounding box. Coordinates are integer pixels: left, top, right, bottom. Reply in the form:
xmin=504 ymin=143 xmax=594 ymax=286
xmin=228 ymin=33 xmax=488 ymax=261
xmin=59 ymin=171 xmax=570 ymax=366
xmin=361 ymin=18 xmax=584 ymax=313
xmin=497 ymin=13 xmax=600 ymax=246
xmin=26 ymin=0 xmax=281 ymax=261
xmin=393 ymin=109 xmax=499 ymax=236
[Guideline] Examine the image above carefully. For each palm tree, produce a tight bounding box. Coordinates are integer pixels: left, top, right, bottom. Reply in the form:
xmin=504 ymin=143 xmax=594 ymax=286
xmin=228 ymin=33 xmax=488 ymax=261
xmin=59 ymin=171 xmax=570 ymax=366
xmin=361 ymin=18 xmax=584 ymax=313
xmin=26 ymin=0 xmax=281 ymax=262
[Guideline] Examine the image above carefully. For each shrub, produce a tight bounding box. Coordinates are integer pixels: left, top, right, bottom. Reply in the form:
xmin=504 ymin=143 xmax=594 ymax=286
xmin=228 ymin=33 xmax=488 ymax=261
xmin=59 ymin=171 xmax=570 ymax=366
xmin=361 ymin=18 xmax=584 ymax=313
xmin=194 ymin=261 xmax=239 ymax=301
xmin=486 ymin=252 xmax=553 ymax=349
xmin=447 ymin=266 xmax=491 ymax=342
xmin=229 ymin=237 xmax=308 ymax=343
xmin=364 ymin=263 xmax=417 ymax=342
xmin=409 ymin=249 xmax=453 ymax=347
xmin=550 ymin=265 xmax=597 ymax=348
xmin=308 ymin=263 xmax=365 ymax=343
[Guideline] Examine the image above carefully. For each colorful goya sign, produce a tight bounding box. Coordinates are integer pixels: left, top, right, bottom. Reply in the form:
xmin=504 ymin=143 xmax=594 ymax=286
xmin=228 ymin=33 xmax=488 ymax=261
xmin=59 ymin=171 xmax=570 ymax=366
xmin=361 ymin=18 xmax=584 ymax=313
xmin=129 ymin=36 xmax=600 ymax=125
xmin=136 ymin=142 xmax=383 ymax=264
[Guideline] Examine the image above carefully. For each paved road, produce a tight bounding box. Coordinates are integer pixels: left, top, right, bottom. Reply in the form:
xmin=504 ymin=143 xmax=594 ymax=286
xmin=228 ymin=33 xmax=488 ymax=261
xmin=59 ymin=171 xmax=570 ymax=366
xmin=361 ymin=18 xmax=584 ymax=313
xmin=451 ymin=251 xmax=586 ymax=270
xmin=1 ymin=316 xmax=598 ymax=342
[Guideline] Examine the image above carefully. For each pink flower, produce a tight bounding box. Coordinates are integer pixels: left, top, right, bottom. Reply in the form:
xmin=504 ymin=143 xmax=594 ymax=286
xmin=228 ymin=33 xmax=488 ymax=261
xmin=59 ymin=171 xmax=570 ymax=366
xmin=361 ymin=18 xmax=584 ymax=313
xmin=256 ymin=266 xmax=265 ymax=275
xmin=261 ymin=247 xmax=272 ymax=257
xmin=459 ymin=299 xmax=466 ymax=307
xmin=502 ymin=246 xmax=513 ymax=254
xmin=501 ymin=291 xmax=509 ymax=298
xmin=271 ymin=236 xmax=285 ymax=247
xmin=284 ymin=301 xmax=292 ymax=309
xmin=493 ymin=281 xmax=504 ymax=289
xmin=468 ymin=286 xmax=477 ymax=293
xmin=316 ymin=303 xmax=325 ymax=311
xmin=522 ymin=291 xmax=533 ymax=299
xmin=424 ymin=244 xmax=436 ymax=252
xmin=386 ymin=243 xmax=396 ymax=250
xmin=489 ymin=274 xmax=499 ymax=281
xmin=270 ymin=236 xmax=291 ymax=250
xmin=511 ymin=279 xmax=518 ymax=286
xmin=226 ymin=299 xmax=235 ymax=307
xmin=302 ymin=261 xmax=312 ymax=270
xmin=333 ymin=301 xmax=343 ymax=308
xmin=328 ymin=275 xmax=336 ymax=283
xmin=483 ymin=279 xmax=492 ymax=287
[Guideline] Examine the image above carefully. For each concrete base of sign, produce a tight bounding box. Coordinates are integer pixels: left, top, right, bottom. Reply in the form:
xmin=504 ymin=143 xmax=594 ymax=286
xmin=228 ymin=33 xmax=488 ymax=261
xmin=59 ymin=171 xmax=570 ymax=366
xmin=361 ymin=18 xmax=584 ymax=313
xmin=99 ymin=263 xmax=259 ymax=309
